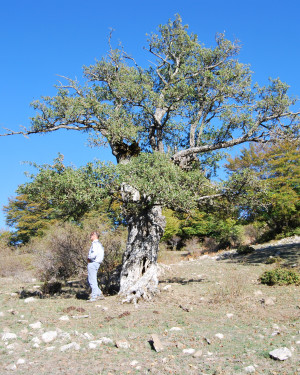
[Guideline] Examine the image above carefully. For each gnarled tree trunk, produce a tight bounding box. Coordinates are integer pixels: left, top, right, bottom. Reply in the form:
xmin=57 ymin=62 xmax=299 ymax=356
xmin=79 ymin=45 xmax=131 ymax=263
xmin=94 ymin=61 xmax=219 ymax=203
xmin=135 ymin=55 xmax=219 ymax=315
xmin=119 ymin=204 xmax=166 ymax=304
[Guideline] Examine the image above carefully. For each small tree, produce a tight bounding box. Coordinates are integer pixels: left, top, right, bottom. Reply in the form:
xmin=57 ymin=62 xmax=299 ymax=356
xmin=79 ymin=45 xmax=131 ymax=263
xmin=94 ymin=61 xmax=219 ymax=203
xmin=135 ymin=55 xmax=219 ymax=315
xmin=226 ymin=140 xmax=300 ymax=235
xmin=1 ymin=16 xmax=299 ymax=302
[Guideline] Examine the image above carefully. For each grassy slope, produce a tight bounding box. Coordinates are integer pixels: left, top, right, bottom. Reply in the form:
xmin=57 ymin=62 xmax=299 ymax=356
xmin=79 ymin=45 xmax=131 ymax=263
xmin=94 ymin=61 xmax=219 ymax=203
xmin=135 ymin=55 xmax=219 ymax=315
xmin=0 ymin=242 xmax=299 ymax=375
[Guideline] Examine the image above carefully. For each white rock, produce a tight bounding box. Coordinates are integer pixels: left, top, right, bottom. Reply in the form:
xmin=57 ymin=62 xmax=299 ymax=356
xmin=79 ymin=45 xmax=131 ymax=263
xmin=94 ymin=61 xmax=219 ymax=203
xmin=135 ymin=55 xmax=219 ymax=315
xmin=95 ymin=305 xmax=108 ymax=311
xmin=17 ymin=358 xmax=26 ymax=365
xmin=10 ymin=293 xmax=18 ymax=297
xmin=59 ymin=315 xmax=70 ymax=321
xmin=215 ymin=333 xmax=224 ymax=339
xmin=130 ymin=360 xmax=139 ymax=366
xmin=7 ymin=343 xmax=17 ymax=350
xmin=296 ymin=341 xmax=300 ymax=345
xmin=2 ymin=332 xmax=17 ymax=341
xmin=33 ymin=285 xmax=41 ymax=289
xmin=6 ymin=364 xmax=17 ymax=371
xmin=42 ymin=331 xmax=58 ymax=343
xmin=0 ymin=311 xmax=4 ymax=317
xmin=89 ymin=340 xmax=102 ymax=349
xmin=32 ymin=337 xmax=41 ymax=344
xmin=29 ymin=321 xmax=42 ymax=329
xmin=183 ymin=348 xmax=195 ymax=354
xmin=45 ymin=346 xmax=56 ymax=351
xmin=170 ymin=327 xmax=182 ymax=331
xmin=244 ymin=365 xmax=256 ymax=373
xmin=100 ymin=337 xmax=113 ymax=345
xmin=115 ymin=339 xmax=130 ymax=349
xmin=254 ymin=290 xmax=263 ymax=296
xmin=60 ymin=342 xmax=80 ymax=352
xmin=24 ymin=297 xmax=36 ymax=304
xmin=226 ymin=313 xmax=234 ymax=318
xmin=162 ymin=285 xmax=172 ymax=291
xmin=32 ymin=343 xmax=40 ymax=348
xmin=269 ymin=347 xmax=292 ymax=361
xmin=83 ymin=332 xmax=93 ymax=340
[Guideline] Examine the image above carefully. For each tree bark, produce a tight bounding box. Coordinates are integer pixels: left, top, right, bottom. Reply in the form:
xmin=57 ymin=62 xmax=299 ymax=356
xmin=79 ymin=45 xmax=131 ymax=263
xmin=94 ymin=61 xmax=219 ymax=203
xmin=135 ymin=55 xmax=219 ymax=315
xmin=119 ymin=204 xmax=166 ymax=304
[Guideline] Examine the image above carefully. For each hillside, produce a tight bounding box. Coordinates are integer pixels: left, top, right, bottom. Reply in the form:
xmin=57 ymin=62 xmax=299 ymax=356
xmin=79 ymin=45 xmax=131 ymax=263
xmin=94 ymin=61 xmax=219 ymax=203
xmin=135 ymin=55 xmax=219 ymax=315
xmin=0 ymin=238 xmax=299 ymax=374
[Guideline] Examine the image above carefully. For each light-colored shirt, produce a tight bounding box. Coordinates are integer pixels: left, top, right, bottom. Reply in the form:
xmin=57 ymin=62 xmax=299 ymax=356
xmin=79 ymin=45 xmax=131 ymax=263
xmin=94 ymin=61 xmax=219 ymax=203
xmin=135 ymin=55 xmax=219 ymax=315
xmin=88 ymin=240 xmax=104 ymax=263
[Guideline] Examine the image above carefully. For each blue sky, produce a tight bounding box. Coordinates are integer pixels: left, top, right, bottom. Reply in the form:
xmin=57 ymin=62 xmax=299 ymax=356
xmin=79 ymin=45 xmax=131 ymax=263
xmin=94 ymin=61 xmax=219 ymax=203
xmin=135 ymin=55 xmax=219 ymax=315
xmin=0 ymin=0 xmax=299 ymax=230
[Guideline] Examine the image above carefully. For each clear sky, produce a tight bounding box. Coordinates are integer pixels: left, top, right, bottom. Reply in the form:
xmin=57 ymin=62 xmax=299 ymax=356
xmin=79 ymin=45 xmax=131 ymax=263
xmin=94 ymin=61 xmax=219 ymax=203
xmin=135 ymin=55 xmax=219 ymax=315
xmin=0 ymin=0 xmax=299 ymax=230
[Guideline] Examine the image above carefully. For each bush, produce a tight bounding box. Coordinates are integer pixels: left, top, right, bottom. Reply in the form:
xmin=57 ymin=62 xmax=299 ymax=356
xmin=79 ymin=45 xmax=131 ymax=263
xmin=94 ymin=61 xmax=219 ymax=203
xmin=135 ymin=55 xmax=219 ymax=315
xmin=260 ymin=268 xmax=300 ymax=286
xmin=265 ymin=256 xmax=283 ymax=264
xmin=32 ymin=216 xmax=127 ymax=294
xmin=236 ymin=245 xmax=255 ymax=255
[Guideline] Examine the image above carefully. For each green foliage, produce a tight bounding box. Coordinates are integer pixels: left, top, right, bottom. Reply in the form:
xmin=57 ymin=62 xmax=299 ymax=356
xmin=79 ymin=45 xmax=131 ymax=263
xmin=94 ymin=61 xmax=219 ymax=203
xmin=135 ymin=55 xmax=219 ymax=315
xmin=4 ymin=194 xmax=57 ymax=245
xmin=260 ymin=267 xmax=300 ymax=286
xmin=236 ymin=245 xmax=255 ymax=255
xmin=4 ymin=16 xmax=299 ymax=249
xmin=118 ymin=153 xmax=214 ymax=212
xmin=226 ymin=140 xmax=300 ymax=236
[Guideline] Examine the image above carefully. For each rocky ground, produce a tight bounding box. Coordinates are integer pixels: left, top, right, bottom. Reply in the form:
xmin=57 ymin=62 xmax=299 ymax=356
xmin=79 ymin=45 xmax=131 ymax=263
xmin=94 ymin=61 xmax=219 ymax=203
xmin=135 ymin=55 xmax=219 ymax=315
xmin=0 ymin=237 xmax=299 ymax=374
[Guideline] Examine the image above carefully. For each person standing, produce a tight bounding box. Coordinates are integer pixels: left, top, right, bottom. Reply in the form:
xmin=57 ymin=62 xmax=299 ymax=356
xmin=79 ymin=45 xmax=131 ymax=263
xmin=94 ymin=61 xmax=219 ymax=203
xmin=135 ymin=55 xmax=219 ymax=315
xmin=87 ymin=231 xmax=104 ymax=301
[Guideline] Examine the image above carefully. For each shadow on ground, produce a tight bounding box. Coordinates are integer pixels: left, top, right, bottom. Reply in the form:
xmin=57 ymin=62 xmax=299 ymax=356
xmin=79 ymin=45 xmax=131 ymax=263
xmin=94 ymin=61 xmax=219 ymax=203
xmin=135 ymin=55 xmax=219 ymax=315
xmin=223 ymin=242 xmax=300 ymax=268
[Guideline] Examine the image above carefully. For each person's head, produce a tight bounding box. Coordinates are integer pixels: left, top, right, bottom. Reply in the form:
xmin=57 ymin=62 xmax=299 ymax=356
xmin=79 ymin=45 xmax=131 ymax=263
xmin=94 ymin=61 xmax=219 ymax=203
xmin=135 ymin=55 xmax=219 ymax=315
xmin=90 ymin=231 xmax=100 ymax=241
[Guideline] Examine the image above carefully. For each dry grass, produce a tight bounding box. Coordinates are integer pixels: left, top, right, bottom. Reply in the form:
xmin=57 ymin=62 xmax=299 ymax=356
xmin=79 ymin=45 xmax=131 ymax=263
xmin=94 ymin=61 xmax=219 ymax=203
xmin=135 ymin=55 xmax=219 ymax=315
xmin=0 ymin=243 xmax=299 ymax=375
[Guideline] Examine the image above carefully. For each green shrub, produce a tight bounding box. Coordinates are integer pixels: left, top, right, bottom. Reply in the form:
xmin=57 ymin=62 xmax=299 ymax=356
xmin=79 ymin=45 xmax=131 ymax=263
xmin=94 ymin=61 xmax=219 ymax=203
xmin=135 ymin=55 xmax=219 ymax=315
xmin=265 ymin=256 xmax=283 ymax=264
xmin=260 ymin=268 xmax=300 ymax=286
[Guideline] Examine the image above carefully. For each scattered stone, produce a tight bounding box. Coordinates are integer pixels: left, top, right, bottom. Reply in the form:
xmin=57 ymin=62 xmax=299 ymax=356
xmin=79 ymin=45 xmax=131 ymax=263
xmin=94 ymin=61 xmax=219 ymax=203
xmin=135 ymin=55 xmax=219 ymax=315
xmin=45 ymin=346 xmax=56 ymax=351
xmin=29 ymin=321 xmax=42 ymax=329
xmin=226 ymin=313 xmax=234 ymax=318
xmin=89 ymin=340 xmax=102 ymax=349
xmin=271 ymin=331 xmax=280 ymax=336
xmin=2 ymin=332 xmax=17 ymax=341
xmin=10 ymin=292 xmax=18 ymax=297
xmin=193 ymin=350 xmax=203 ymax=358
xmin=82 ymin=332 xmax=94 ymax=340
xmin=7 ymin=343 xmax=17 ymax=350
xmin=6 ymin=364 xmax=17 ymax=371
xmin=42 ymin=331 xmax=58 ymax=343
xmin=0 ymin=311 xmax=4 ymax=317
xmin=60 ymin=342 xmax=80 ymax=351
xmin=32 ymin=337 xmax=41 ymax=345
xmin=32 ymin=343 xmax=40 ymax=348
xmin=115 ymin=339 xmax=130 ymax=349
xmin=261 ymin=297 xmax=276 ymax=306
xmin=59 ymin=315 xmax=70 ymax=321
xmin=100 ymin=337 xmax=113 ymax=345
xmin=244 ymin=365 xmax=256 ymax=373
xmin=269 ymin=347 xmax=292 ymax=361
xmin=71 ymin=315 xmax=89 ymax=319
xmin=162 ymin=285 xmax=172 ymax=291
xmin=95 ymin=305 xmax=108 ymax=311
xmin=17 ymin=358 xmax=26 ymax=365
xmin=183 ymin=348 xmax=195 ymax=355
xmin=24 ymin=297 xmax=36 ymax=304
xmin=151 ymin=334 xmax=164 ymax=352
xmin=254 ymin=290 xmax=263 ymax=296
xmin=169 ymin=327 xmax=182 ymax=331
xmin=296 ymin=341 xmax=300 ymax=345
xmin=215 ymin=333 xmax=224 ymax=339
xmin=130 ymin=360 xmax=139 ymax=367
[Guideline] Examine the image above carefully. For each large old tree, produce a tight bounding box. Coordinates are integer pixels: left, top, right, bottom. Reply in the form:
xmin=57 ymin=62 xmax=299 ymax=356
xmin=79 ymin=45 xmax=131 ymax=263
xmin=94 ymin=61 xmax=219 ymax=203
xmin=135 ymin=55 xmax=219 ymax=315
xmin=2 ymin=16 xmax=299 ymax=302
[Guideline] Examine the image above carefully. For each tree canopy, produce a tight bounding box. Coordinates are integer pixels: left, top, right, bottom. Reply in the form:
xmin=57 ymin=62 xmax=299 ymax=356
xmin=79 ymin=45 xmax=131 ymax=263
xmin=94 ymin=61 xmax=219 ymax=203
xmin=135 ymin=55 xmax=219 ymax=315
xmin=2 ymin=15 xmax=299 ymax=301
